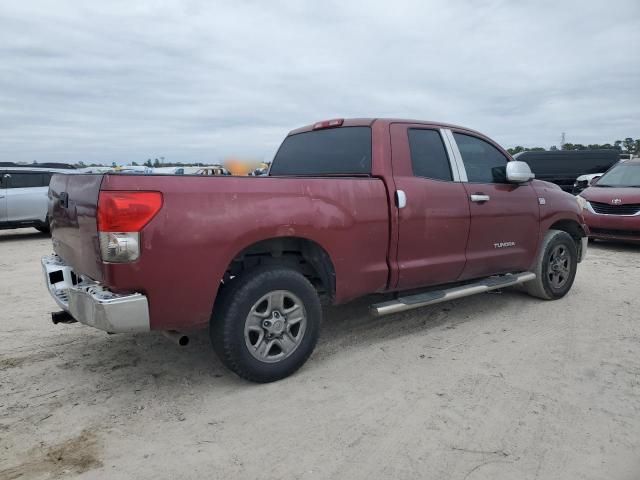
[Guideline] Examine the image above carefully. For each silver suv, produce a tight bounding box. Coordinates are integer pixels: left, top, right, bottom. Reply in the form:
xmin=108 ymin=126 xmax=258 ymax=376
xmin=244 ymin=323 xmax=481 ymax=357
xmin=0 ymin=166 xmax=75 ymax=233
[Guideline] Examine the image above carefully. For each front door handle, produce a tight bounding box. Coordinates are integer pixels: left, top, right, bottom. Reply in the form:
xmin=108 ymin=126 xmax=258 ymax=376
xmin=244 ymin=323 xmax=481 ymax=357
xmin=470 ymin=194 xmax=490 ymax=203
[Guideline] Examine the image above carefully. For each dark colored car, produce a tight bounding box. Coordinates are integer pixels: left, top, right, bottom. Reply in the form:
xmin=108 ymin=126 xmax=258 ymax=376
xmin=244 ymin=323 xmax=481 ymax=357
xmin=42 ymin=118 xmax=588 ymax=382
xmin=579 ymin=159 xmax=640 ymax=243
xmin=514 ymin=150 xmax=619 ymax=193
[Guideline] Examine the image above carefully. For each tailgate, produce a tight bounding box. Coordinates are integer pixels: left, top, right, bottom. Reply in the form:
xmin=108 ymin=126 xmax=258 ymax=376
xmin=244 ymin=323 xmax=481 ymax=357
xmin=49 ymin=173 xmax=104 ymax=281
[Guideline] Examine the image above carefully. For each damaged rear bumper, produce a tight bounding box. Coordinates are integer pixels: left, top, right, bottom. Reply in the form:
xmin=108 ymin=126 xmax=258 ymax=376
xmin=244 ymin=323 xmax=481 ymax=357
xmin=41 ymin=254 xmax=150 ymax=333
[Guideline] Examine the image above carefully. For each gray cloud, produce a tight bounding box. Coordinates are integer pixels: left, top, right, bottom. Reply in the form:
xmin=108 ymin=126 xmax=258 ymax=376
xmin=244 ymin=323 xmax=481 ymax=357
xmin=0 ymin=0 xmax=638 ymax=164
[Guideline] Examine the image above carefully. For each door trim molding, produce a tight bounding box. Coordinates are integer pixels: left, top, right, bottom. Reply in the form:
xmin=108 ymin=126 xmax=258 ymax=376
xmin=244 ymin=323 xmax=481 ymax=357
xmin=441 ymin=129 xmax=468 ymax=182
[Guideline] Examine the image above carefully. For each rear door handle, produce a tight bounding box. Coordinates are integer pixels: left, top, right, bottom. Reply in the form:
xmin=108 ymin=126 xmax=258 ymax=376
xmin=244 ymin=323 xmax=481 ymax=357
xmin=395 ymin=189 xmax=407 ymax=209
xmin=470 ymin=194 xmax=490 ymax=203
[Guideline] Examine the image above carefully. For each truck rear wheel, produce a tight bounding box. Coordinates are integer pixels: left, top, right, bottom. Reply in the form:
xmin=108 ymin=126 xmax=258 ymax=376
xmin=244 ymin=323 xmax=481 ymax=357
xmin=210 ymin=266 xmax=322 ymax=383
xmin=525 ymin=229 xmax=578 ymax=300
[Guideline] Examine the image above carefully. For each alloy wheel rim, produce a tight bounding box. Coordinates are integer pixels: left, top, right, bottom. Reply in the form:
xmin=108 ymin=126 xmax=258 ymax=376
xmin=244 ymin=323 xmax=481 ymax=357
xmin=244 ymin=290 xmax=307 ymax=363
xmin=548 ymin=244 xmax=571 ymax=289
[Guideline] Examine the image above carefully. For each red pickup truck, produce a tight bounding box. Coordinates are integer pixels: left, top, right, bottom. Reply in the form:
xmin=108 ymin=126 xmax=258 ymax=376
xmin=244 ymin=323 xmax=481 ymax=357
xmin=42 ymin=118 xmax=588 ymax=382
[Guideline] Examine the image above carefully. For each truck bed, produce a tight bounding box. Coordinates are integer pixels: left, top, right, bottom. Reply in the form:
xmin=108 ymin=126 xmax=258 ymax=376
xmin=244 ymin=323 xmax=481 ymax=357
xmin=49 ymin=174 xmax=390 ymax=330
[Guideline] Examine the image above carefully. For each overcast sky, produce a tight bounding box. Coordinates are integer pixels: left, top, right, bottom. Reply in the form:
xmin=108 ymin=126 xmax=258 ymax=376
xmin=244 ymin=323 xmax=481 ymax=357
xmin=1 ymin=0 xmax=638 ymax=165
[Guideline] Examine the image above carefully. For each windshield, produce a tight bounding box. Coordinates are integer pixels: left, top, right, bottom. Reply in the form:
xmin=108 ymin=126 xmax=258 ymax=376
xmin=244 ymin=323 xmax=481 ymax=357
xmin=595 ymin=163 xmax=640 ymax=187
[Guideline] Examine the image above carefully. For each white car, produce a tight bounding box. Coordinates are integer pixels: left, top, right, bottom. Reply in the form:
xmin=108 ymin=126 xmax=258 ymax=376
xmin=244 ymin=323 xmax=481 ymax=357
xmin=0 ymin=166 xmax=76 ymax=233
xmin=152 ymin=166 xmax=199 ymax=174
xmin=572 ymin=173 xmax=603 ymax=194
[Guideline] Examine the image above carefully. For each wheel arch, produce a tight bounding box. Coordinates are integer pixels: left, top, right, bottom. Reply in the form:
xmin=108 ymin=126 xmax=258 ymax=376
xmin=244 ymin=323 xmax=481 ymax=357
xmin=222 ymin=236 xmax=336 ymax=303
xmin=547 ymin=219 xmax=587 ymax=261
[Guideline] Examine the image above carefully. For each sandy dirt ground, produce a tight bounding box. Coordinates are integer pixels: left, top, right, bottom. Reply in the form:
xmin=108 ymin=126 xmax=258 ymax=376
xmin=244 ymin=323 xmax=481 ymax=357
xmin=0 ymin=228 xmax=639 ymax=480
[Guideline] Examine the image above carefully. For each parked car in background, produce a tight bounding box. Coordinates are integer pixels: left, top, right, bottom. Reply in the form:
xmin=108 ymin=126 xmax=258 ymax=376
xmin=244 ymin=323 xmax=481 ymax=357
xmin=578 ymin=158 xmax=640 ymax=243
xmin=152 ymin=166 xmax=180 ymax=174
xmin=0 ymin=162 xmax=76 ymax=170
xmin=514 ymin=150 xmax=619 ymax=193
xmin=196 ymin=165 xmax=231 ymax=176
xmin=0 ymin=166 xmax=75 ymax=233
xmin=78 ymin=166 xmax=115 ymax=174
xmin=573 ymin=173 xmax=603 ymax=195
xmin=249 ymin=166 xmax=268 ymax=176
xmin=42 ymin=118 xmax=588 ymax=382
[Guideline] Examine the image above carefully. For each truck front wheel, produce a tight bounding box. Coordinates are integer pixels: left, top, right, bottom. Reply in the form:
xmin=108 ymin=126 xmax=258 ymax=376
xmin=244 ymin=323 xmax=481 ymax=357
xmin=525 ymin=229 xmax=578 ymax=300
xmin=210 ymin=266 xmax=322 ymax=383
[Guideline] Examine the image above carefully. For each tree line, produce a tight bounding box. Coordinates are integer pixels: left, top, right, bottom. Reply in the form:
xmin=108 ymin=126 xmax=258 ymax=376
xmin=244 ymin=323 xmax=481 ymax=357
xmin=507 ymin=137 xmax=639 ymax=156
xmin=15 ymin=136 xmax=639 ymax=168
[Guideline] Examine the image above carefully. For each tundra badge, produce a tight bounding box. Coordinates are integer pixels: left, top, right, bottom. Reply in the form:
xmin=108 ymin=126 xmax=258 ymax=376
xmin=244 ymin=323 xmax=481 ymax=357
xmin=494 ymin=241 xmax=516 ymax=249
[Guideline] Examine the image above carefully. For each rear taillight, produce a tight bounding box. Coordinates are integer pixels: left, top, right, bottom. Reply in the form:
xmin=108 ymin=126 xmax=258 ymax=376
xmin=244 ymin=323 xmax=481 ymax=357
xmin=97 ymin=191 xmax=162 ymax=263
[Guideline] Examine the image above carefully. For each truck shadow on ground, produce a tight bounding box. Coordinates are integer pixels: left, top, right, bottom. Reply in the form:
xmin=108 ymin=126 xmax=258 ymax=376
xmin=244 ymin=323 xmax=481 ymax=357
xmin=36 ymin=289 xmax=528 ymax=390
xmin=0 ymin=230 xmax=48 ymax=243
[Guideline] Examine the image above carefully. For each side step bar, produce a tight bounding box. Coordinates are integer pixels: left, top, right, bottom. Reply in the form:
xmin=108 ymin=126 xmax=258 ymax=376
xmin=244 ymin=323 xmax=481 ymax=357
xmin=371 ymin=272 xmax=536 ymax=317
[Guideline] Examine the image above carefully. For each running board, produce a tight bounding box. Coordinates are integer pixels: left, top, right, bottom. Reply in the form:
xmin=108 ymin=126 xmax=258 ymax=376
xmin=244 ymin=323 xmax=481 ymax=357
xmin=371 ymin=272 xmax=536 ymax=317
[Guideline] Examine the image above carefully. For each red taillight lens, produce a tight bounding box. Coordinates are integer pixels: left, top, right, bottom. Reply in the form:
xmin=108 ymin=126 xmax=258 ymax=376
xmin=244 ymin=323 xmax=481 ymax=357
xmin=97 ymin=191 xmax=162 ymax=232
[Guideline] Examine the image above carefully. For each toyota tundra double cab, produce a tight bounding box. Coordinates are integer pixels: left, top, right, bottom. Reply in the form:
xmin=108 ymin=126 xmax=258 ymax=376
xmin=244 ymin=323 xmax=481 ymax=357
xmin=42 ymin=118 xmax=588 ymax=382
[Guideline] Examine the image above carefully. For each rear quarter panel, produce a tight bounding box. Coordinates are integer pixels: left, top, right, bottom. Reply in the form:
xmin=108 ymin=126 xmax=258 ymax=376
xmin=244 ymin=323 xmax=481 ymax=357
xmin=100 ymin=175 xmax=390 ymax=331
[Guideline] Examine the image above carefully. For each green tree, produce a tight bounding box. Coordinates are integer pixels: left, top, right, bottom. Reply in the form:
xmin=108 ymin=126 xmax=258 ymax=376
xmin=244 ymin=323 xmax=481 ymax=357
xmin=507 ymin=146 xmax=547 ymax=155
xmin=153 ymin=158 xmax=160 ymax=168
xmin=562 ymin=143 xmax=587 ymax=151
xmin=622 ymin=137 xmax=635 ymax=154
xmin=507 ymin=146 xmax=525 ymax=155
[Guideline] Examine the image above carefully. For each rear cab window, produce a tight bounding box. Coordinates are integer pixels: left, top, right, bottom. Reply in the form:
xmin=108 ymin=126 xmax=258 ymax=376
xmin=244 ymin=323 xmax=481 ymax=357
xmin=270 ymin=127 xmax=371 ymax=176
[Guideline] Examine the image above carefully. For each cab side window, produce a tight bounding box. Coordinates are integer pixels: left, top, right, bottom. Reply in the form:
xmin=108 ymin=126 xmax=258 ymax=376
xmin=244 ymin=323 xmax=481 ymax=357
xmin=407 ymin=129 xmax=452 ymax=181
xmin=453 ymin=133 xmax=508 ymax=183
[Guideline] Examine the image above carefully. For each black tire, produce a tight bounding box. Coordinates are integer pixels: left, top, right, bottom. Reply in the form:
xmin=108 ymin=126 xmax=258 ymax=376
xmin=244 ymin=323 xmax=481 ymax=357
xmin=525 ymin=229 xmax=578 ymax=300
xmin=210 ymin=266 xmax=322 ymax=383
xmin=35 ymin=217 xmax=50 ymax=234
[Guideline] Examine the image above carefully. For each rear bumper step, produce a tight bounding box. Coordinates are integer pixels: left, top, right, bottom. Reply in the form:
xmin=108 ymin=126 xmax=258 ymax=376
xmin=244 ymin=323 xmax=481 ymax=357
xmin=371 ymin=272 xmax=536 ymax=316
xmin=41 ymin=254 xmax=150 ymax=333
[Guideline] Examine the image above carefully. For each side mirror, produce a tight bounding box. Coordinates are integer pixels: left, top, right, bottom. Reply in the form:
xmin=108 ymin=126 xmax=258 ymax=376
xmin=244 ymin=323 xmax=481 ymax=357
xmin=506 ymin=161 xmax=535 ymax=184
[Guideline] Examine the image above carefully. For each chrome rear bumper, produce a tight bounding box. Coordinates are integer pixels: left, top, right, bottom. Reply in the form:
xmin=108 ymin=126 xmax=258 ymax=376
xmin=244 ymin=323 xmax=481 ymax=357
xmin=41 ymin=254 xmax=150 ymax=333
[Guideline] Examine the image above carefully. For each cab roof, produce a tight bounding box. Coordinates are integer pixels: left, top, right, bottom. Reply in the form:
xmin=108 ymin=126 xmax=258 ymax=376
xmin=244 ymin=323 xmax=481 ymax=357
xmin=288 ymin=118 xmax=485 ymax=136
